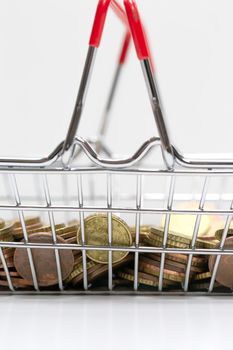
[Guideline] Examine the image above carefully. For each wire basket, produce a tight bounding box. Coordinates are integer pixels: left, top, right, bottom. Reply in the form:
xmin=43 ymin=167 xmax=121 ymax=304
xmin=0 ymin=0 xmax=233 ymax=295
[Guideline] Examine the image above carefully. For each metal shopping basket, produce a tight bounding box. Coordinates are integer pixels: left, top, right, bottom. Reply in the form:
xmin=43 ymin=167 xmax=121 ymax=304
xmin=0 ymin=0 xmax=233 ymax=295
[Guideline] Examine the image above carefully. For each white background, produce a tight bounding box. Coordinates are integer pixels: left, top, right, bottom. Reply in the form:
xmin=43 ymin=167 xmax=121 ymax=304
xmin=0 ymin=1 xmax=233 ymax=349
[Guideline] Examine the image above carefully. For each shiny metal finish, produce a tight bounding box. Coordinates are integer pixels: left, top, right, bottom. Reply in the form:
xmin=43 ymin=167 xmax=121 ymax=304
xmin=141 ymin=59 xmax=174 ymax=170
xmin=62 ymin=46 xmax=97 ymax=158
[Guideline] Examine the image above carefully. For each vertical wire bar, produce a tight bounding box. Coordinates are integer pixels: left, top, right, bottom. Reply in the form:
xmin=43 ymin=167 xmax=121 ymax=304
xmin=134 ymin=175 xmax=142 ymax=291
xmin=208 ymin=200 xmax=233 ymax=293
xmin=0 ymin=247 xmax=14 ymax=291
xmin=61 ymin=174 xmax=71 ymax=223
xmin=77 ymin=174 xmax=88 ymax=290
xmin=10 ymin=174 xmax=39 ymax=291
xmin=42 ymin=175 xmax=63 ymax=291
xmin=158 ymin=176 xmax=176 ymax=291
xmin=107 ymin=174 xmax=113 ymax=290
xmin=183 ymin=176 xmax=210 ymax=292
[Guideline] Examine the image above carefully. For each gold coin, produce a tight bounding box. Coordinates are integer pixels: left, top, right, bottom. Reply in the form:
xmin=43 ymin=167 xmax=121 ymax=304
xmin=144 ymin=235 xmax=190 ymax=249
xmin=32 ymin=223 xmax=65 ymax=233
xmin=77 ymin=214 xmax=132 ymax=264
xmin=0 ymin=223 xmax=14 ymax=241
xmin=150 ymin=227 xmax=192 ymax=245
xmin=161 ymin=202 xmax=210 ymax=238
xmin=195 ymin=239 xmax=219 ymax=249
xmin=117 ymin=268 xmax=175 ymax=287
xmin=215 ymin=228 xmax=233 ymax=241
xmin=65 ymin=259 xmax=96 ymax=284
xmin=194 ymin=271 xmax=211 ymax=280
xmin=12 ymin=216 xmax=41 ymax=229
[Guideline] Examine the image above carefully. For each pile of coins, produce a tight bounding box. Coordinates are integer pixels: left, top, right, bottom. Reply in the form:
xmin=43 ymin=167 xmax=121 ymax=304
xmin=0 ymin=213 xmax=233 ymax=291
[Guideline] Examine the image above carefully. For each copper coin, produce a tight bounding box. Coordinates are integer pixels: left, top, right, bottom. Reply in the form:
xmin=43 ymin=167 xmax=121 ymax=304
xmin=140 ymin=255 xmax=195 ymax=275
xmin=139 ymin=255 xmax=185 ymax=282
xmin=209 ymin=236 xmax=233 ymax=288
xmin=13 ymin=216 xmax=41 ymax=229
xmin=14 ymin=232 xmax=74 ymax=287
xmin=146 ymin=254 xmax=205 ymax=273
xmin=0 ymin=277 xmax=31 ymax=288
xmin=71 ymin=254 xmax=133 ymax=286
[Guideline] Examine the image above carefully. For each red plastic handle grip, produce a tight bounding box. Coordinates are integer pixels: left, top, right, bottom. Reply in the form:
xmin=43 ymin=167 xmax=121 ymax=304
xmin=124 ymin=0 xmax=150 ymax=60
xmin=119 ymin=31 xmax=131 ymax=64
xmin=110 ymin=0 xmax=128 ymax=25
xmin=89 ymin=0 xmax=111 ymax=47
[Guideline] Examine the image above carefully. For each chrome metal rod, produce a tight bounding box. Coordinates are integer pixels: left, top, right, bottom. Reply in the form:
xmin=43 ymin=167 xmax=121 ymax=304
xmin=141 ymin=59 xmax=174 ymax=169
xmin=43 ymin=175 xmax=64 ymax=291
xmin=99 ymin=65 xmax=122 ymax=139
xmin=208 ymin=204 xmax=233 ymax=292
xmin=134 ymin=175 xmax=142 ymax=291
xmin=0 ymin=247 xmax=14 ymax=291
xmin=10 ymin=174 xmax=39 ymax=291
xmin=0 ymin=241 xmax=232 ymax=255
xmin=77 ymin=174 xmax=88 ymax=290
xmin=62 ymin=46 xmax=97 ymax=155
xmin=183 ymin=177 xmax=209 ymax=292
xmin=158 ymin=176 xmax=175 ymax=291
xmin=107 ymin=174 xmax=113 ymax=291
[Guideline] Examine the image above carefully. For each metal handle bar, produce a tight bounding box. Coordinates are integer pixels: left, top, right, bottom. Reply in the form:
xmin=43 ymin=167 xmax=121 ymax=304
xmin=123 ymin=0 xmax=174 ymax=169
xmin=61 ymin=0 xmax=156 ymax=160
xmin=0 ymin=137 xmax=233 ymax=169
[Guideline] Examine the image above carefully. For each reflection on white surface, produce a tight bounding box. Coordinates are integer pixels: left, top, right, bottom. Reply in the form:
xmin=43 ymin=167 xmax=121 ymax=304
xmin=0 ymin=296 xmax=232 ymax=350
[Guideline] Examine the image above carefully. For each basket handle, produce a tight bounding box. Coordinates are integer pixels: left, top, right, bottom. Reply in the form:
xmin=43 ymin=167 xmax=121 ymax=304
xmin=124 ymin=0 xmax=174 ymax=168
xmin=62 ymin=0 xmax=127 ymax=158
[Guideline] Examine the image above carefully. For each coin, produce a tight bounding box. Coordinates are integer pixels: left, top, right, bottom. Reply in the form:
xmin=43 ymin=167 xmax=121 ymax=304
xmin=13 ymin=216 xmax=41 ymax=229
xmin=77 ymin=214 xmax=132 ymax=264
xmin=139 ymin=255 xmax=185 ymax=282
xmin=215 ymin=228 xmax=233 ymax=241
xmin=32 ymin=223 xmax=66 ymax=233
xmin=14 ymin=232 xmax=74 ymax=287
xmin=0 ymin=277 xmax=32 ymax=288
xmin=13 ymin=222 xmax=43 ymax=240
xmin=209 ymin=236 xmax=233 ymax=288
xmin=161 ymin=202 xmax=210 ymax=238
xmin=0 ymin=223 xmax=14 ymax=241
xmin=117 ymin=268 xmax=175 ymax=288
xmin=129 ymin=225 xmax=151 ymax=241
xmin=194 ymin=271 xmax=211 ymax=281
xmin=67 ymin=254 xmax=133 ymax=286
xmin=150 ymin=227 xmax=192 ymax=245
xmin=146 ymin=253 xmax=205 ymax=273
xmin=144 ymin=234 xmax=190 ymax=249
xmin=147 ymin=252 xmax=207 ymax=267
xmin=195 ymin=239 xmax=219 ymax=249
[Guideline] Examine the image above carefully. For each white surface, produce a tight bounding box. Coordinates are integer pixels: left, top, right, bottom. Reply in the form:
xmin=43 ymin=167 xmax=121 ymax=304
xmin=1 ymin=1 xmax=233 ymax=349
xmin=0 ymin=0 xmax=233 ymax=157
xmin=0 ymin=295 xmax=232 ymax=350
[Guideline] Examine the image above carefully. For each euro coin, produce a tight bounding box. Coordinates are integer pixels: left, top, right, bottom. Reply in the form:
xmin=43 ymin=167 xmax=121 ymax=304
xmin=146 ymin=253 xmax=205 ymax=273
xmin=77 ymin=214 xmax=132 ymax=264
xmin=151 ymin=227 xmax=192 ymax=245
xmin=215 ymin=228 xmax=233 ymax=241
xmin=117 ymin=268 xmax=175 ymax=288
xmin=194 ymin=271 xmax=211 ymax=281
xmin=139 ymin=255 xmax=185 ymax=282
xmin=14 ymin=232 xmax=74 ymax=287
xmin=144 ymin=234 xmax=190 ymax=249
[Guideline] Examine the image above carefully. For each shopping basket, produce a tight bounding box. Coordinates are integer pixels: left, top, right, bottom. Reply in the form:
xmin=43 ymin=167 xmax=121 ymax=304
xmin=0 ymin=0 xmax=233 ymax=295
